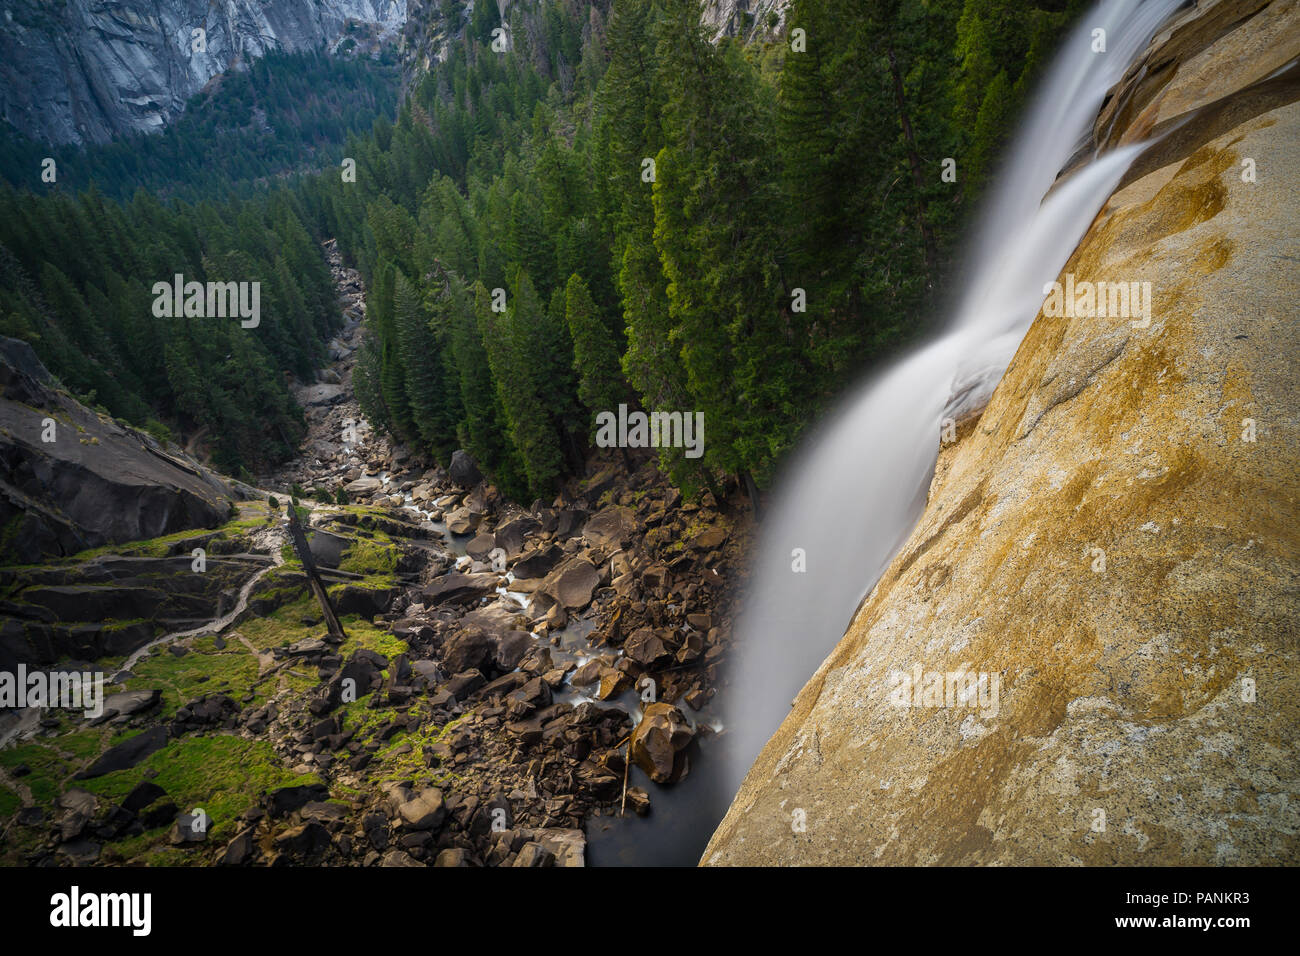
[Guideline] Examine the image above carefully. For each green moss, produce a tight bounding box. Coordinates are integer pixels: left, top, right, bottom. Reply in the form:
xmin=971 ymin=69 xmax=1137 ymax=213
xmin=236 ymin=595 xmax=318 ymax=651
xmin=335 ymin=615 xmax=407 ymax=659
xmin=337 ymin=532 xmax=398 ymax=577
xmin=0 ymin=740 xmax=75 ymax=806
xmin=81 ymin=735 xmax=319 ymax=856
xmin=372 ymin=718 xmax=463 ymax=791
xmin=123 ymin=636 xmax=260 ymax=716
xmin=57 ymin=729 xmax=106 ymax=759
xmin=0 ymin=783 xmax=21 ymax=818
xmin=1 ymin=508 xmax=273 ymax=570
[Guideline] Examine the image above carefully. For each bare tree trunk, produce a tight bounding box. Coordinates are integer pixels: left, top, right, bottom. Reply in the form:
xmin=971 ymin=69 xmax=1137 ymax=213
xmin=286 ymin=507 xmax=347 ymax=643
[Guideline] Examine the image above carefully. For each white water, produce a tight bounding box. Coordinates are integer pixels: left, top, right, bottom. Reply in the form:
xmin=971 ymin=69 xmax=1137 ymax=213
xmin=722 ymin=0 xmax=1183 ymax=794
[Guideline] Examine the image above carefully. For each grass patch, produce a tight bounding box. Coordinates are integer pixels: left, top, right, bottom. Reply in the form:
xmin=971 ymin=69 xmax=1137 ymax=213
xmin=123 ymin=637 xmax=260 ymax=716
xmin=80 ymin=734 xmax=319 ymax=857
xmin=336 ymin=615 xmax=407 ymax=660
xmin=0 ymin=739 xmax=82 ymax=806
xmin=0 ymin=783 xmax=20 ymax=818
xmin=338 ymin=532 xmax=398 ymax=577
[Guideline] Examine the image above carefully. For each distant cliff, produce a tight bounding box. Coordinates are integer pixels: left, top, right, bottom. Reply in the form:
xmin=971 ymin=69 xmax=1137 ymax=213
xmin=706 ymin=0 xmax=1300 ymax=865
xmin=0 ymin=0 xmax=406 ymax=145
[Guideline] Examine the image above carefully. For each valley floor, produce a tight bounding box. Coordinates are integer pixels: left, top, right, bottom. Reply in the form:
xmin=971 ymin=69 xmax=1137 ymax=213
xmin=0 ymin=241 xmax=750 ymax=867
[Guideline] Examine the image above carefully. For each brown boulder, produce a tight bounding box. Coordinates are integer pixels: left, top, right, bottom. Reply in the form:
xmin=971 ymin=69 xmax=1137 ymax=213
xmin=623 ymin=627 xmax=675 ymax=668
xmin=543 ymin=556 xmax=601 ymax=610
xmin=629 ymin=703 xmax=694 ymax=783
xmin=583 ymin=506 xmax=636 ymax=550
xmin=422 ymin=571 xmax=498 ymax=607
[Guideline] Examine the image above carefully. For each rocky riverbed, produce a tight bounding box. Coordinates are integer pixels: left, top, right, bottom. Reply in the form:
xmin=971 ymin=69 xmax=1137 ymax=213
xmin=0 ymin=240 xmax=750 ymax=867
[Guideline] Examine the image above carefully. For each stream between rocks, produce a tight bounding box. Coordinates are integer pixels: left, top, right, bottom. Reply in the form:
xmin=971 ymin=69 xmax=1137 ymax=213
xmin=251 ymin=242 xmax=739 ymax=866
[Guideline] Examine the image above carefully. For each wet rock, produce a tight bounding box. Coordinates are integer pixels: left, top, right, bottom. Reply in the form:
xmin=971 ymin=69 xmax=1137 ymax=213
xmin=597 ymin=668 xmax=631 ymax=700
xmin=626 ymin=787 xmax=651 ymax=816
xmin=629 ymin=703 xmax=695 ymax=783
xmin=684 ymin=689 xmax=710 ymax=711
xmin=423 ymin=571 xmax=498 ymax=607
xmin=512 ymin=545 xmax=563 ymax=581
xmin=542 ymin=557 xmax=601 ymax=610
xmin=623 ymin=627 xmax=675 ymax=668
xmin=570 ymin=659 xmax=605 ymax=687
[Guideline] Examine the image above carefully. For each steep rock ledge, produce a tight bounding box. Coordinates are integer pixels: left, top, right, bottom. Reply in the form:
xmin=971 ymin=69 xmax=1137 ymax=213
xmin=0 ymin=336 xmax=240 ymax=564
xmin=704 ymin=0 xmax=1300 ymax=866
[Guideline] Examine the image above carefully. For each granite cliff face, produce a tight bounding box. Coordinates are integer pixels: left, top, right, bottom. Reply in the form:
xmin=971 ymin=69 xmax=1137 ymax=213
xmin=700 ymin=0 xmax=789 ymax=41
xmin=0 ymin=0 xmax=406 ymax=145
xmin=705 ymin=0 xmax=1300 ymax=865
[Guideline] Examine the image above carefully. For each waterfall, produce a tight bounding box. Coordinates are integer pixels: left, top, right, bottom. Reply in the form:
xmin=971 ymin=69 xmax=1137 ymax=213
xmin=721 ymin=0 xmax=1184 ymax=795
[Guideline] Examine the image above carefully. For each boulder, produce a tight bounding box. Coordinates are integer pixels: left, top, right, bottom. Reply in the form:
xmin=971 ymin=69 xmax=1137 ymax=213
xmin=542 ymin=557 xmax=601 ymax=610
xmin=494 ymin=515 xmax=540 ymax=558
xmin=273 ymin=822 xmax=330 ymax=854
xmin=92 ymin=689 xmax=161 ymax=724
xmin=217 ymin=827 xmax=256 ymax=866
xmin=74 ymin=725 xmax=168 ymax=779
xmin=387 ymin=784 xmax=446 ymax=831
xmin=444 ymin=507 xmax=480 ymax=535
xmin=440 ymin=628 xmax=496 ymax=675
xmin=422 ymin=572 xmax=498 ymax=608
xmin=448 ymin=450 xmax=483 ymax=488
xmin=623 ymin=627 xmax=675 ymax=668
xmin=466 ymin=531 xmax=497 ymax=562
xmin=344 ymin=476 xmax=382 ymax=495
xmin=582 ymin=506 xmax=637 ymax=550
xmin=267 ymin=784 xmax=330 ymax=817
xmin=629 ymin=703 xmax=694 ymax=784
xmin=381 ymin=849 xmax=426 ymax=867
xmin=512 ymin=545 xmax=562 ymax=580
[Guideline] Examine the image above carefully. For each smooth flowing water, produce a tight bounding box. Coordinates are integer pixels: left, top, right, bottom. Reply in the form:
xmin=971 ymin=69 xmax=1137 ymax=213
xmin=719 ymin=0 xmax=1184 ymax=803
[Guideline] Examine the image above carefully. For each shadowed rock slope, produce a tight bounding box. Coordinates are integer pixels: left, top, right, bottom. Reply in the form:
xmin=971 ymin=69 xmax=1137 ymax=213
xmin=705 ymin=0 xmax=1300 ymax=866
xmin=0 ymin=336 xmax=239 ymax=564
